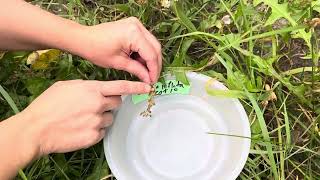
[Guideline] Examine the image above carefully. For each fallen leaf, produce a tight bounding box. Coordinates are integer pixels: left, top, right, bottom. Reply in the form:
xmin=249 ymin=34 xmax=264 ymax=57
xmin=0 ymin=51 xmax=6 ymax=59
xmin=221 ymin=15 xmax=231 ymax=25
xmin=315 ymin=123 xmax=320 ymax=137
xmin=262 ymin=84 xmax=277 ymax=106
xmin=309 ymin=18 xmax=320 ymax=28
xmin=27 ymin=49 xmax=61 ymax=70
xmin=161 ymin=0 xmax=171 ymax=8
xmin=26 ymin=51 xmax=39 ymax=65
xmin=136 ymin=0 xmax=147 ymax=5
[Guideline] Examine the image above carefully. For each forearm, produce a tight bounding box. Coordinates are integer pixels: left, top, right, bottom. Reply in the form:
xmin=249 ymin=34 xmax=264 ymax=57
xmin=0 ymin=0 xmax=85 ymax=53
xmin=0 ymin=112 xmax=39 ymax=179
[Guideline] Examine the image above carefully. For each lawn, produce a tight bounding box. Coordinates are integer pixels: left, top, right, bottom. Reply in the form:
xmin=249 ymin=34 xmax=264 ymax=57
xmin=0 ymin=0 xmax=320 ymax=179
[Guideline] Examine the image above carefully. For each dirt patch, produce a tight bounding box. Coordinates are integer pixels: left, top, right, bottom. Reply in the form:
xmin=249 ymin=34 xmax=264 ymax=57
xmin=277 ymin=39 xmax=311 ymax=72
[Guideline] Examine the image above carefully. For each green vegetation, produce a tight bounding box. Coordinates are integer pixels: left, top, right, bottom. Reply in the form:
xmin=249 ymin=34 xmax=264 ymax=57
xmin=0 ymin=0 xmax=319 ymax=179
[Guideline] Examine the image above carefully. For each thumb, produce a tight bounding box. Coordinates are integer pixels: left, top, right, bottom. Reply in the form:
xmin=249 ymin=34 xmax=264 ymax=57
xmin=100 ymin=80 xmax=151 ymax=96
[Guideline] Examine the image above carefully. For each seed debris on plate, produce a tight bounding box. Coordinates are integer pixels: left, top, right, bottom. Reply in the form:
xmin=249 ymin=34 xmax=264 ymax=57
xmin=140 ymin=86 xmax=156 ymax=118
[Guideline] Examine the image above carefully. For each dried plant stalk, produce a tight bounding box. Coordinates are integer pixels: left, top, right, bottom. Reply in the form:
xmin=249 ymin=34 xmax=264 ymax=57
xmin=140 ymin=86 xmax=156 ymax=118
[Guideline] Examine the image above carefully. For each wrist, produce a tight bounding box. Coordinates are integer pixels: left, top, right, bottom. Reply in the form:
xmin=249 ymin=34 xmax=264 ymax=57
xmin=10 ymin=112 xmax=41 ymax=164
xmin=0 ymin=111 xmax=41 ymax=177
xmin=52 ymin=21 xmax=91 ymax=59
xmin=34 ymin=15 xmax=90 ymax=58
xmin=58 ymin=23 xmax=107 ymax=63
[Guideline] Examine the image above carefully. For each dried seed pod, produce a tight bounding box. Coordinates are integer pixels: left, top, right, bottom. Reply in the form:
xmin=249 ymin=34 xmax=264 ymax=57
xmin=140 ymin=85 xmax=156 ymax=118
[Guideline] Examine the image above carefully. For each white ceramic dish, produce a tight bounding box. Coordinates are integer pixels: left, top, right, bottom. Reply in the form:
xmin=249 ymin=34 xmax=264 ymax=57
xmin=104 ymin=72 xmax=251 ymax=180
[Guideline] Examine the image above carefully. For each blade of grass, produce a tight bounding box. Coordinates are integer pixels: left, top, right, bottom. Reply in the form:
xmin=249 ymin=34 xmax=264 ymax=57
xmin=282 ymin=67 xmax=319 ymax=75
xmin=246 ymin=90 xmax=279 ymax=179
xmin=276 ymin=109 xmax=285 ymax=180
xmin=283 ymin=101 xmax=291 ymax=146
xmin=173 ymin=1 xmax=197 ymax=32
xmin=49 ymin=155 xmax=70 ymax=180
xmin=207 ymin=132 xmax=251 ymax=139
xmin=0 ymin=85 xmax=19 ymax=114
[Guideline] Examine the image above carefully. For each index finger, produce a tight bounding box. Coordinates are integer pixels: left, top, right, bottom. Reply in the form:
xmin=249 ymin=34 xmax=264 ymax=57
xmin=100 ymin=80 xmax=151 ymax=96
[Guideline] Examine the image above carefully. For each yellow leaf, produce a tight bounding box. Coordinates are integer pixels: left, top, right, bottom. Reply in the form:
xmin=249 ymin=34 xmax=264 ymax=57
xmin=0 ymin=51 xmax=6 ymax=59
xmin=27 ymin=49 xmax=61 ymax=70
xmin=26 ymin=52 xmax=39 ymax=65
xmin=136 ymin=0 xmax=147 ymax=5
xmin=161 ymin=0 xmax=171 ymax=8
xmin=315 ymin=123 xmax=320 ymax=137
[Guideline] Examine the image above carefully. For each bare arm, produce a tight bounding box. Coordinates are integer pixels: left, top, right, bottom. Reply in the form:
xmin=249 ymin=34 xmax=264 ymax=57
xmin=0 ymin=0 xmax=162 ymax=179
xmin=0 ymin=0 xmax=83 ymax=51
xmin=0 ymin=0 xmax=162 ymax=84
xmin=0 ymin=113 xmax=39 ymax=179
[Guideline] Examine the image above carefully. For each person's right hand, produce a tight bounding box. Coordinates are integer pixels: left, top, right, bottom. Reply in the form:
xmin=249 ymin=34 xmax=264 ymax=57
xmin=19 ymin=80 xmax=151 ymax=157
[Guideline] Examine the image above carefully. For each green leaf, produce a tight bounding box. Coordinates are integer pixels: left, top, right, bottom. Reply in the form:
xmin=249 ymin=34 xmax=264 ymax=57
xmin=205 ymin=89 xmax=247 ymax=99
xmin=313 ymin=1 xmax=320 ymax=13
xmin=219 ymin=33 xmax=242 ymax=49
xmin=110 ymin=3 xmax=131 ymax=14
xmin=199 ymin=15 xmax=217 ymax=31
xmin=234 ymin=46 xmax=310 ymax=106
xmin=253 ymin=0 xmax=311 ymax=47
xmin=171 ymin=38 xmax=194 ymax=66
xmin=173 ymin=71 xmax=190 ymax=85
xmin=156 ymin=22 xmax=172 ymax=33
xmin=292 ymin=29 xmax=312 ymax=46
xmin=203 ymin=70 xmax=227 ymax=82
xmin=251 ymin=117 xmax=262 ymax=135
xmin=214 ymin=53 xmax=279 ymax=179
xmin=0 ymin=85 xmax=19 ymax=114
xmin=25 ymin=78 xmax=51 ymax=98
xmin=51 ymin=154 xmax=70 ymax=180
xmin=245 ymin=89 xmax=279 ymax=179
xmin=0 ymin=53 xmax=18 ymax=81
xmin=253 ymin=0 xmax=291 ymax=26
xmin=173 ymin=2 xmax=197 ymax=32
xmin=86 ymin=150 xmax=110 ymax=180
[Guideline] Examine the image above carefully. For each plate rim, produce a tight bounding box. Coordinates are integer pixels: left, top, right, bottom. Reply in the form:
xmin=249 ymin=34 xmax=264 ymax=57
xmin=104 ymin=72 xmax=251 ymax=180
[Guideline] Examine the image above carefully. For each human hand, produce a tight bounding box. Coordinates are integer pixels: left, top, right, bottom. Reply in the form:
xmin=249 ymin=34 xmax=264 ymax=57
xmin=74 ymin=17 xmax=162 ymax=84
xmin=20 ymin=80 xmax=151 ymax=156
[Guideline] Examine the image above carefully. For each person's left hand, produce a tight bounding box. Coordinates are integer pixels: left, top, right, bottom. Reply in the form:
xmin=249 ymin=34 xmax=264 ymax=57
xmin=74 ymin=17 xmax=162 ymax=84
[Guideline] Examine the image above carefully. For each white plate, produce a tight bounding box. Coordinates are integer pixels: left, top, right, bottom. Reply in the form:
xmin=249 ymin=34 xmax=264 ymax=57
xmin=104 ymin=72 xmax=251 ymax=180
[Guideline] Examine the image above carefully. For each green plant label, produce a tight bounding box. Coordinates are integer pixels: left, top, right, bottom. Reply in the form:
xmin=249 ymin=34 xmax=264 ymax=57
xmin=132 ymin=80 xmax=191 ymax=104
